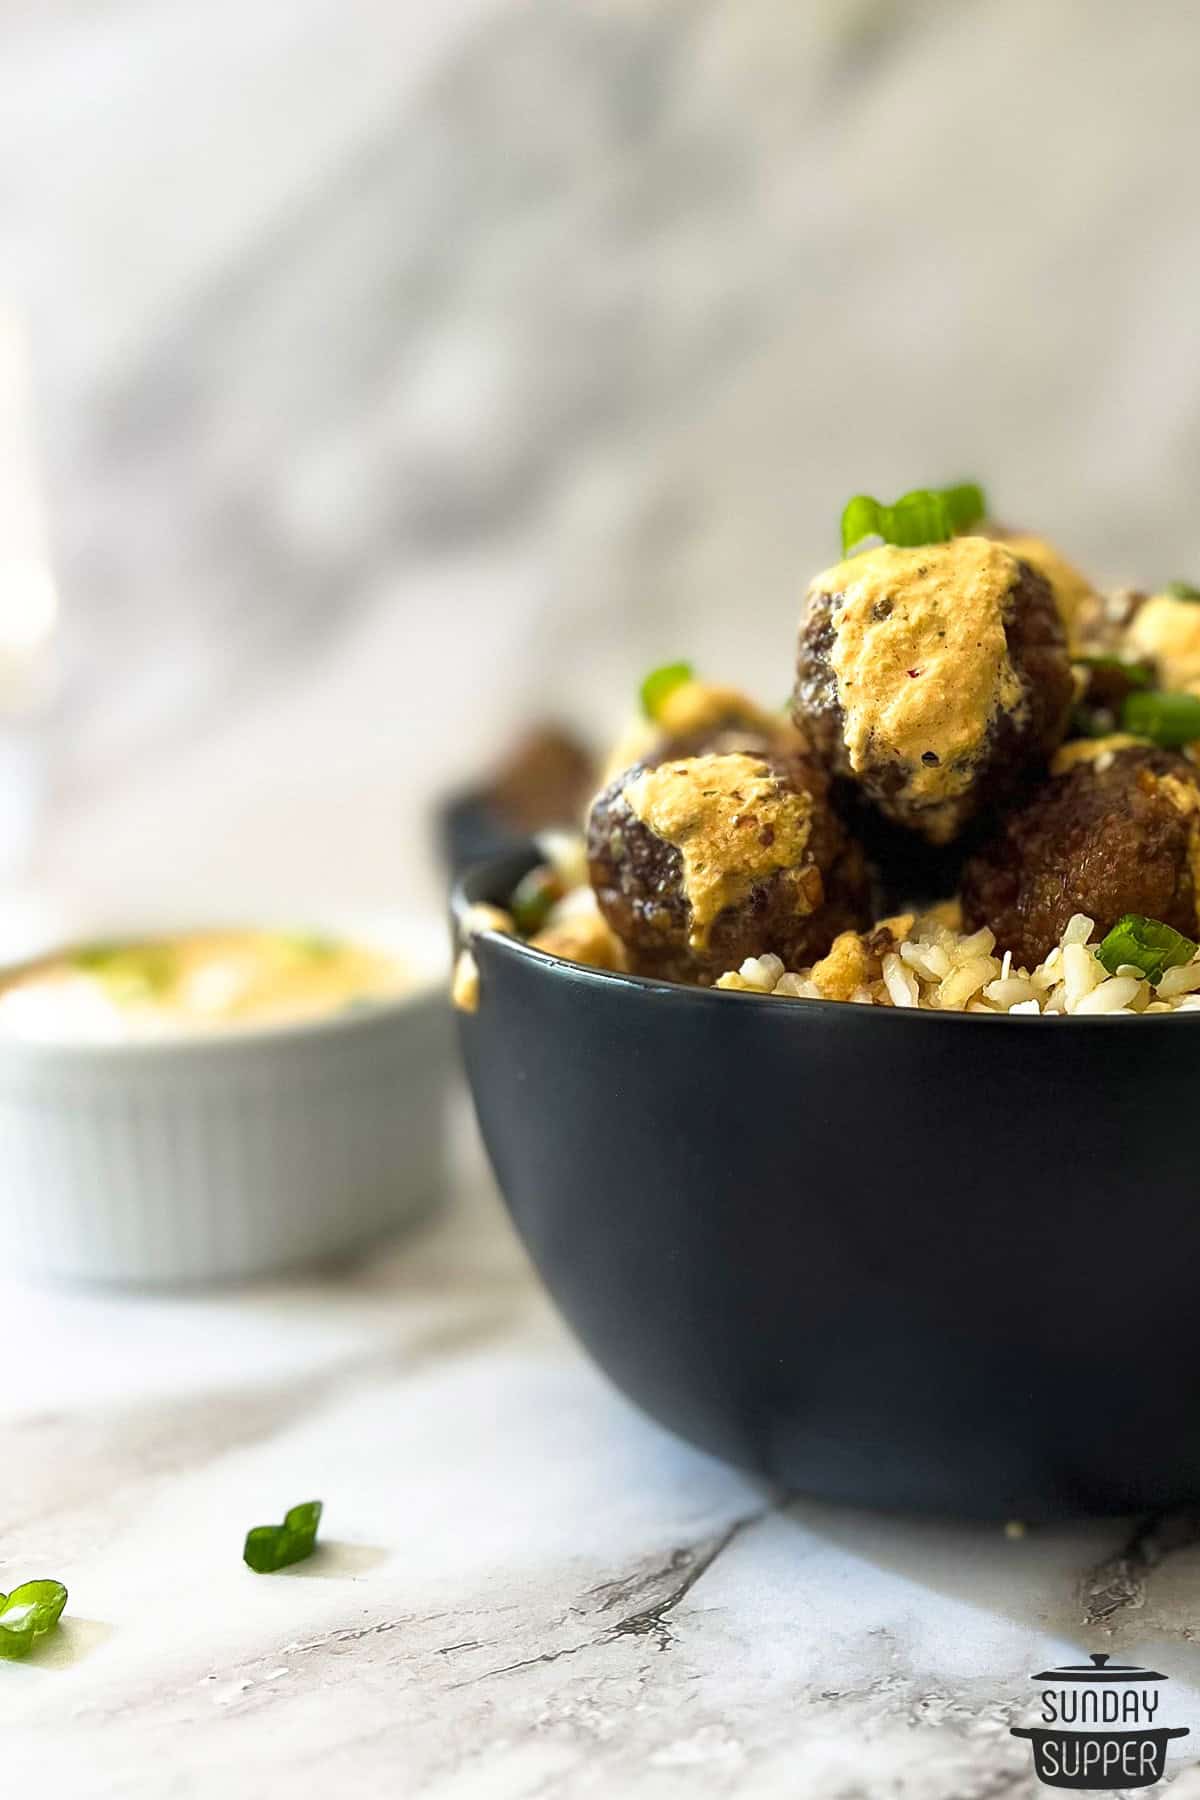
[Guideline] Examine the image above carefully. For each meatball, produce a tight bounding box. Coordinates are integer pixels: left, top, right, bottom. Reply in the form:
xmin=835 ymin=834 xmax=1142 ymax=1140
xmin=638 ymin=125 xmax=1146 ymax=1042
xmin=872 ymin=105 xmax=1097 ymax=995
xmin=485 ymin=723 xmax=596 ymax=830
xmin=960 ymin=744 xmax=1200 ymax=968
xmin=794 ymin=537 xmax=1073 ymax=845
xmin=587 ymin=747 xmax=869 ymax=984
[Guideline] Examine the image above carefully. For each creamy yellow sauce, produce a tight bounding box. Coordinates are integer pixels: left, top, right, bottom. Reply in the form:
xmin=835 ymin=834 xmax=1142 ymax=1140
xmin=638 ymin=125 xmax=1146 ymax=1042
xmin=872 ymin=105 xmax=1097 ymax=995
xmin=999 ymin=533 xmax=1095 ymax=645
xmin=623 ymin=751 xmax=815 ymax=946
xmin=1125 ymin=594 xmax=1200 ymax=694
xmin=0 ymin=929 xmax=410 ymax=1039
xmin=655 ymin=681 xmax=780 ymax=742
xmin=814 ymin=539 xmax=1024 ymax=836
xmin=1051 ymin=733 xmax=1150 ymax=774
xmin=809 ymin=930 xmax=871 ymax=1001
xmin=601 ymin=681 xmax=795 ymax=785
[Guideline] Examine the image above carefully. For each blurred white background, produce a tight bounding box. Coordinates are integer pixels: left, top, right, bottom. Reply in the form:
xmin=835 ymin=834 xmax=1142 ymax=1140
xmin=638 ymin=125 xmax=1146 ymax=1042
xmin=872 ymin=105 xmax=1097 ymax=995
xmin=2 ymin=0 xmax=1200 ymax=926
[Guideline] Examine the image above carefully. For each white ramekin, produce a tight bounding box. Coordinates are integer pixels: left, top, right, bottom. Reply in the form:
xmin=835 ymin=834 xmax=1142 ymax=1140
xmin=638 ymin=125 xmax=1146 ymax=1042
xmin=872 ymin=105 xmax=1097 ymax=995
xmin=0 ymin=918 xmax=452 ymax=1286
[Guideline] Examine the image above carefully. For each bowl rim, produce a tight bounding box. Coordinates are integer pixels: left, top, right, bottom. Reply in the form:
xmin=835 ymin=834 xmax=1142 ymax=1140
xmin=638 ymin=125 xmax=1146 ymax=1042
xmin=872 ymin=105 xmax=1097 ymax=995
xmin=453 ymin=847 xmax=1200 ymax=1029
xmin=0 ymin=912 xmax=449 ymax=1062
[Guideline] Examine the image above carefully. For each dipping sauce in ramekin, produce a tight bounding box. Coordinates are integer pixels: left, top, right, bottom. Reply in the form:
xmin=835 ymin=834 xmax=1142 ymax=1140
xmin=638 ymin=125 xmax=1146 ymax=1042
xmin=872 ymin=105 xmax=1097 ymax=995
xmin=0 ymin=917 xmax=450 ymax=1284
xmin=0 ymin=928 xmax=412 ymax=1042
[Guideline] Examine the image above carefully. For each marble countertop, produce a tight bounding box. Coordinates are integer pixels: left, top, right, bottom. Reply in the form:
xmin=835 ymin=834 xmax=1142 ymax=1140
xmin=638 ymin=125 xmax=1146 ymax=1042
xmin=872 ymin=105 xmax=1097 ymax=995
xmin=4 ymin=1093 xmax=1200 ymax=1800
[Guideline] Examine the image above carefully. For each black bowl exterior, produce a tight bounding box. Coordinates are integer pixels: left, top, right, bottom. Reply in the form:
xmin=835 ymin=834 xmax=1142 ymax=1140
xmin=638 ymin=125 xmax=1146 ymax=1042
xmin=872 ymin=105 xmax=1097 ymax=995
xmin=454 ymin=851 xmax=1200 ymax=1520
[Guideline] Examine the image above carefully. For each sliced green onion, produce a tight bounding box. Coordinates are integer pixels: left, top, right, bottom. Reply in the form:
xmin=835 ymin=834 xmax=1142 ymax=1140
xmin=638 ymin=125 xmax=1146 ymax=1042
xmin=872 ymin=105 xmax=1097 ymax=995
xmin=0 ymin=1580 xmax=68 ymax=1660
xmin=274 ymin=931 xmax=339 ymax=960
xmin=1072 ymin=655 xmax=1154 ymax=690
xmin=1096 ymin=915 xmax=1198 ymax=985
xmin=1165 ymin=580 xmax=1200 ymax=602
xmin=1121 ymin=689 xmax=1200 ymax=747
xmin=70 ymin=941 xmax=123 ymax=970
xmin=941 ymin=481 xmax=987 ymax=532
xmin=70 ymin=942 xmax=176 ymax=999
xmin=640 ymin=661 xmax=694 ymax=721
xmin=243 ymin=1501 xmax=323 ymax=1574
xmin=840 ymin=482 xmax=986 ymax=556
xmin=510 ymin=866 xmax=564 ymax=936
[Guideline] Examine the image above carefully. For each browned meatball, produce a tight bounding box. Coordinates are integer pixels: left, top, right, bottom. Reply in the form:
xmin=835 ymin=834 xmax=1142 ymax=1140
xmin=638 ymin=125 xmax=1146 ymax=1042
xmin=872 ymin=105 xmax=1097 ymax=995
xmin=960 ymin=745 xmax=1200 ymax=967
xmin=485 ymin=723 xmax=596 ymax=831
xmin=794 ymin=537 xmax=1073 ymax=844
xmin=587 ymin=747 xmax=869 ymax=984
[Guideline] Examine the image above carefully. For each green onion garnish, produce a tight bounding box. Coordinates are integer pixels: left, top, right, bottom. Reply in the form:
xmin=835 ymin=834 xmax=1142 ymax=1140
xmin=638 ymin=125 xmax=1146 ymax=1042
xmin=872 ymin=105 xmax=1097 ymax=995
xmin=1096 ymin=914 xmax=1198 ymax=985
xmin=1165 ymin=580 xmax=1200 ymax=602
xmin=0 ymin=1580 xmax=68 ymax=1660
xmin=243 ymin=1501 xmax=323 ymax=1574
xmin=1121 ymin=689 xmax=1200 ymax=747
xmin=840 ymin=482 xmax=986 ymax=556
xmin=640 ymin=661 xmax=694 ymax=721
xmin=510 ymin=866 xmax=564 ymax=936
xmin=1072 ymin=655 xmax=1154 ymax=690
xmin=275 ymin=931 xmax=339 ymax=960
xmin=70 ymin=943 xmax=176 ymax=999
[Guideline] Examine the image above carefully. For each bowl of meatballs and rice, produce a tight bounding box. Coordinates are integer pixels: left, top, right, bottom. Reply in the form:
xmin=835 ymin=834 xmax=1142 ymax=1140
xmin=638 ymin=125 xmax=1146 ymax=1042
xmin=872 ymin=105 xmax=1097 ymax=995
xmin=452 ymin=481 xmax=1200 ymax=1521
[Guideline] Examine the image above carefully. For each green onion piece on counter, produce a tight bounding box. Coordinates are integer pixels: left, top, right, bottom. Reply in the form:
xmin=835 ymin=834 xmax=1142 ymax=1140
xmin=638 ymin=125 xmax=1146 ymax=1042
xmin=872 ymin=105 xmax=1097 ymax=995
xmin=1096 ymin=915 xmax=1198 ymax=985
xmin=1121 ymin=689 xmax=1200 ymax=747
xmin=840 ymin=481 xmax=986 ymax=556
xmin=1165 ymin=580 xmax=1200 ymax=602
xmin=0 ymin=1581 xmax=68 ymax=1661
xmin=243 ymin=1501 xmax=323 ymax=1574
xmin=639 ymin=661 xmax=694 ymax=721
xmin=1072 ymin=655 xmax=1154 ymax=690
xmin=510 ymin=867 xmax=564 ymax=936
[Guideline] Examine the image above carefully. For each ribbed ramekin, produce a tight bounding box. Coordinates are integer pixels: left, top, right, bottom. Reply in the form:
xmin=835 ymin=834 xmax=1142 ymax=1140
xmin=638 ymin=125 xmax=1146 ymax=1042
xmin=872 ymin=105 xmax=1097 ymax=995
xmin=0 ymin=920 xmax=451 ymax=1286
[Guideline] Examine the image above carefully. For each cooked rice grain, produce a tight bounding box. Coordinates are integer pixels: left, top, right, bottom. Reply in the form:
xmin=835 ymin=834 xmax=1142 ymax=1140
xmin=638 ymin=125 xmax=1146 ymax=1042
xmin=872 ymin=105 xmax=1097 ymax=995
xmin=716 ymin=911 xmax=1200 ymax=1016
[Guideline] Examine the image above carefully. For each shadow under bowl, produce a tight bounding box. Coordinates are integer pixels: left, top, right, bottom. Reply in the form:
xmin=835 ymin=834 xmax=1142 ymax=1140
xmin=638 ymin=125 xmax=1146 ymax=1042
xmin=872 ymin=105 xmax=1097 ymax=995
xmin=455 ymin=848 xmax=1200 ymax=1521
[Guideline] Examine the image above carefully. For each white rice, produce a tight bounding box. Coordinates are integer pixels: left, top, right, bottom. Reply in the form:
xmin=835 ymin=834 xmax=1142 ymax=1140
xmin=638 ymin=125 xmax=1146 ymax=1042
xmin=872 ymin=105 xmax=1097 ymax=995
xmin=716 ymin=911 xmax=1200 ymax=1016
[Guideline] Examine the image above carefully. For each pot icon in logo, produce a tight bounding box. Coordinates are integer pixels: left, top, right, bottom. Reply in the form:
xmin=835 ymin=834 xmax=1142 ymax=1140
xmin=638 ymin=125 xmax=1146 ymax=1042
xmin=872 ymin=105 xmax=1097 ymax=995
xmin=1011 ymin=1652 xmax=1189 ymax=1790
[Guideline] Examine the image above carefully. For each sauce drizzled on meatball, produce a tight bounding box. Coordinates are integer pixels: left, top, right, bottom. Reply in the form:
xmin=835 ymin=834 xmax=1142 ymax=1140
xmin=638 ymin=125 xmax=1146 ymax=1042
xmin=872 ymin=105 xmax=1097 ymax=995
xmin=815 ymin=538 xmax=1026 ymax=824
xmin=991 ymin=532 xmax=1095 ymax=645
xmin=1051 ymin=733 xmax=1149 ymax=774
xmin=624 ymin=752 xmax=815 ymax=947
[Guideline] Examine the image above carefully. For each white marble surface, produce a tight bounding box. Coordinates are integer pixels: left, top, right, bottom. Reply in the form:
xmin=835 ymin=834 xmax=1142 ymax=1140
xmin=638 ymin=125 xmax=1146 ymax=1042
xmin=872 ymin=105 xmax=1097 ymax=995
xmin=3 ymin=1097 xmax=1200 ymax=1799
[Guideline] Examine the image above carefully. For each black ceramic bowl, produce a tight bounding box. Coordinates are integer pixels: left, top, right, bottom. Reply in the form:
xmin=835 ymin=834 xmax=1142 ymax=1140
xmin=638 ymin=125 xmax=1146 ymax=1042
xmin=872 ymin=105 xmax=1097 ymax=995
xmin=454 ymin=847 xmax=1200 ymax=1521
